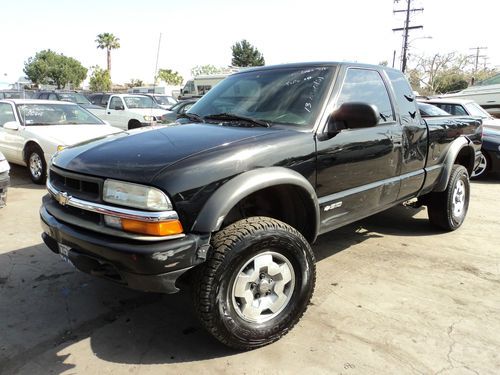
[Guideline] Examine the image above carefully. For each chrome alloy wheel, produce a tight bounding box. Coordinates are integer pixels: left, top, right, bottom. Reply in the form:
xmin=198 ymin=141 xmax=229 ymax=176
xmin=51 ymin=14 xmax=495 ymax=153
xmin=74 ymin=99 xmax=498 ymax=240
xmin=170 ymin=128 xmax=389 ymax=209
xmin=471 ymin=153 xmax=487 ymax=178
xmin=29 ymin=153 xmax=43 ymax=179
xmin=231 ymin=251 xmax=295 ymax=323
xmin=452 ymin=179 xmax=466 ymax=218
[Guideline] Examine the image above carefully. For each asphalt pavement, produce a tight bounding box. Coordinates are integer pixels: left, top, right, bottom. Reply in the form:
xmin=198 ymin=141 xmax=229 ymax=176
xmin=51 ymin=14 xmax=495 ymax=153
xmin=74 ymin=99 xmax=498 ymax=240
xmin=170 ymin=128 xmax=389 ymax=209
xmin=1 ymin=164 xmax=499 ymax=374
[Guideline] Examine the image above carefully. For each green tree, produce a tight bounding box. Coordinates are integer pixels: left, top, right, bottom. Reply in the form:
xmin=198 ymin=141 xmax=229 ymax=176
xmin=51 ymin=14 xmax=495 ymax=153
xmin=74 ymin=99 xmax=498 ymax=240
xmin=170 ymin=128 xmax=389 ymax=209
xmin=407 ymin=51 xmax=499 ymax=95
xmin=24 ymin=50 xmax=87 ymax=89
xmin=156 ymin=69 xmax=183 ymax=85
xmin=89 ymin=66 xmax=112 ymax=92
xmin=126 ymin=79 xmax=145 ymax=88
xmin=23 ymin=50 xmax=55 ymax=87
xmin=95 ymin=33 xmax=120 ymax=76
xmin=231 ymin=40 xmax=265 ymax=67
xmin=191 ymin=64 xmax=225 ymax=76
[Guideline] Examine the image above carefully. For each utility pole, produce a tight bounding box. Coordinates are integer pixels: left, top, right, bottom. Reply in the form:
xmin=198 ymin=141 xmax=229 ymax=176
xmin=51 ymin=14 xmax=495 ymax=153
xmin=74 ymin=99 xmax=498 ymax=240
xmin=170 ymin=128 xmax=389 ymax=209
xmin=393 ymin=0 xmax=423 ymax=73
xmin=469 ymin=46 xmax=487 ymax=72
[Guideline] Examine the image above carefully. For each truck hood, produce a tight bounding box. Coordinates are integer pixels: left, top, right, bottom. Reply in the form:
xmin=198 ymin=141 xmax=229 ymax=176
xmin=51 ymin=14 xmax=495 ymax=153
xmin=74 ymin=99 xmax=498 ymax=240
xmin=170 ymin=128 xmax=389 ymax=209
xmin=26 ymin=125 xmax=122 ymax=146
xmin=52 ymin=123 xmax=278 ymax=183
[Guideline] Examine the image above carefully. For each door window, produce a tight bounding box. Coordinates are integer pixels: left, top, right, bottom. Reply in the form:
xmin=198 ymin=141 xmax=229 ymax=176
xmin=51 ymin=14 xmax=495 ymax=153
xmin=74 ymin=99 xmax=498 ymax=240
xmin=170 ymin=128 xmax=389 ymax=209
xmin=338 ymin=69 xmax=395 ymax=124
xmin=386 ymin=69 xmax=419 ymax=125
xmin=109 ymin=97 xmax=124 ymax=110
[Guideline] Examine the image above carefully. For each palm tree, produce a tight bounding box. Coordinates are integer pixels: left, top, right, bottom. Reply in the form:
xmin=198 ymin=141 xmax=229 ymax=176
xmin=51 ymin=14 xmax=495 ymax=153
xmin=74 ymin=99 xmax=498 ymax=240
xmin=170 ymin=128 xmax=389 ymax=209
xmin=95 ymin=33 xmax=120 ymax=77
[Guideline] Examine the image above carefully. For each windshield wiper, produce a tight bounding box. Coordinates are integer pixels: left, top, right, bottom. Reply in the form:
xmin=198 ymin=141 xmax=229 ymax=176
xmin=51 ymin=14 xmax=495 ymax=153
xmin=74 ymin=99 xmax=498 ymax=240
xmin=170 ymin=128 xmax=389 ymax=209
xmin=177 ymin=112 xmax=205 ymax=123
xmin=203 ymin=113 xmax=270 ymax=127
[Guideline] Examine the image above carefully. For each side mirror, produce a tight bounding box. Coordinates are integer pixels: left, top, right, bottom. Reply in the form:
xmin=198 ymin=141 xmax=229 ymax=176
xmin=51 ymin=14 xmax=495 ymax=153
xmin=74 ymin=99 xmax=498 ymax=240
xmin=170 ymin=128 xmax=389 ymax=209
xmin=113 ymin=104 xmax=124 ymax=110
xmin=328 ymin=102 xmax=379 ymax=135
xmin=3 ymin=121 xmax=20 ymax=130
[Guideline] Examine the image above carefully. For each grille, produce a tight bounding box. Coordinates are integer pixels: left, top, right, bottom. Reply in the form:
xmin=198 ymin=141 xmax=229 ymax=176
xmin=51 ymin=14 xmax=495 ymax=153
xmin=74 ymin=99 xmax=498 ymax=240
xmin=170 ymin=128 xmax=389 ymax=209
xmin=49 ymin=166 xmax=102 ymax=202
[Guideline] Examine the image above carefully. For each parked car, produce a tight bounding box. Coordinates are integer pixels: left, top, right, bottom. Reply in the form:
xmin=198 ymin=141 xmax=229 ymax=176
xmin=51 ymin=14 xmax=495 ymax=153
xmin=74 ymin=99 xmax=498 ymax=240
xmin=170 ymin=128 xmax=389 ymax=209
xmin=87 ymin=94 xmax=169 ymax=130
xmin=33 ymin=91 xmax=102 ymax=110
xmin=0 ymin=151 xmax=9 ymax=208
xmin=0 ymin=90 xmax=34 ymax=99
xmin=0 ymin=99 xmax=122 ymax=183
xmin=86 ymin=92 xmax=113 ymax=108
xmin=160 ymin=99 xmax=198 ymax=123
xmin=439 ymin=73 xmax=500 ymax=118
xmin=417 ymin=101 xmax=490 ymax=179
xmin=141 ymin=94 xmax=177 ymax=110
xmin=420 ymin=98 xmax=500 ymax=130
xmin=416 ymin=102 xmax=451 ymax=117
xmin=41 ymin=62 xmax=481 ymax=350
xmin=471 ymin=127 xmax=500 ymax=178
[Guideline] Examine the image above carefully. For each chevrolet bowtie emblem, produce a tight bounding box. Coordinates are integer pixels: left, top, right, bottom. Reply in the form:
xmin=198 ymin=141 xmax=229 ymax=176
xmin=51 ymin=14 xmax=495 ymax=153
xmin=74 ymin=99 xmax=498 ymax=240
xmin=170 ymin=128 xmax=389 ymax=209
xmin=57 ymin=192 xmax=71 ymax=206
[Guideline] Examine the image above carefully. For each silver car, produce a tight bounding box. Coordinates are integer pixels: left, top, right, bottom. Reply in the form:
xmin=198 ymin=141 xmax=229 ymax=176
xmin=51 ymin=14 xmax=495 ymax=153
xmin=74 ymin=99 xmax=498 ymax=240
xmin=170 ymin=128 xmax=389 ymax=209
xmin=0 ymin=151 xmax=10 ymax=207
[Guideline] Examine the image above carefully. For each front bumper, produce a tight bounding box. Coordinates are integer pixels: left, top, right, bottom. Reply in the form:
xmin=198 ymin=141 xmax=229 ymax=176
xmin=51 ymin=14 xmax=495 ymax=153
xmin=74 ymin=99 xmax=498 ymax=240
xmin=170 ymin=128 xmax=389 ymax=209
xmin=40 ymin=205 xmax=209 ymax=293
xmin=0 ymin=171 xmax=9 ymax=208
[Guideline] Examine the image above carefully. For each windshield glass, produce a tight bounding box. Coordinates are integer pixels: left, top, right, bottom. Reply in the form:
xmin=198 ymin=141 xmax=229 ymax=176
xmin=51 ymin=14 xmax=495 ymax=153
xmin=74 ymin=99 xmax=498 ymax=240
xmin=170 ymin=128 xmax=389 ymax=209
xmin=58 ymin=93 xmax=91 ymax=105
xmin=418 ymin=103 xmax=451 ymax=117
xmin=189 ymin=66 xmax=335 ymax=127
xmin=464 ymin=102 xmax=491 ymax=118
xmin=124 ymin=96 xmax=160 ymax=109
xmin=17 ymin=103 xmax=104 ymax=125
xmin=154 ymin=95 xmax=177 ymax=106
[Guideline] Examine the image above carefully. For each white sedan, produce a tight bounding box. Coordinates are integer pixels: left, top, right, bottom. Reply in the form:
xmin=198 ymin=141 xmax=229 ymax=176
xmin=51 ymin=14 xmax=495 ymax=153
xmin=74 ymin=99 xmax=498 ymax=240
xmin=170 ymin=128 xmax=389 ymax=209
xmin=0 ymin=99 xmax=122 ymax=184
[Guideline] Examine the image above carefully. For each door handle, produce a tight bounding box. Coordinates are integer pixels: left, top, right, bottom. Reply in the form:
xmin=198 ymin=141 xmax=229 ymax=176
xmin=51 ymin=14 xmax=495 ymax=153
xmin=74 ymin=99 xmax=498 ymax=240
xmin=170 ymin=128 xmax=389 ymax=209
xmin=107 ymin=112 xmax=111 ymax=115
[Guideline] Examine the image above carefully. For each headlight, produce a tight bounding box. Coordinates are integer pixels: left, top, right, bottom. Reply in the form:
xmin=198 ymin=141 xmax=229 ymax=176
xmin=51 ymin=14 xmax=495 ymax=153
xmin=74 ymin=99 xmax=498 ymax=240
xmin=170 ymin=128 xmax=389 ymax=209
xmin=103 ymin=179 xmax=172 ymax=211
xmin=0 ymin=159 xmax=9 ymax=173
xmin=143 ymin=115 xmax=155 ymax=122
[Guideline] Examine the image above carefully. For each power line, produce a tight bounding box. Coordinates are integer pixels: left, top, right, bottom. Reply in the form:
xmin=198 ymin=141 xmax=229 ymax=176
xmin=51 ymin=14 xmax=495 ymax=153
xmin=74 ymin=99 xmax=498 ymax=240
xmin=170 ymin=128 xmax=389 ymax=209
xmin=392 ymin=0 xmax=423 ymax=73
xmin=469 ymin=46 xmax=488 ymax=72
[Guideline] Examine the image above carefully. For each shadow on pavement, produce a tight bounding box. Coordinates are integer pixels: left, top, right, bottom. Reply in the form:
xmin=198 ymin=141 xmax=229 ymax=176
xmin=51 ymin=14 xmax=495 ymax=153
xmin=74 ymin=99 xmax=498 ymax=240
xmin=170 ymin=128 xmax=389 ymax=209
xmin=8 ymin=164 xmax=45 ymax=189
xmin=0 ymin=243 xmax=233 ymax=374
xmin=1 ymin=206 xmax=443 ymax=372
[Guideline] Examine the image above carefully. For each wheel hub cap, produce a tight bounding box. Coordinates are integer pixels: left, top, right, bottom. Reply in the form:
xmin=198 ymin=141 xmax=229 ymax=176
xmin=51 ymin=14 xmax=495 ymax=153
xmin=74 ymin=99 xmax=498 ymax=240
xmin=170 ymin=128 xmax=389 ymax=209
xmin=29 ymin=153 xmax=42 ymax=179
xmin=231 ymin=251 xmax=295 ymax=323
xmin=452 ymin=180 xmax=465 ymax=217
xmin=472 ymin=154 xmax=487 ymax=177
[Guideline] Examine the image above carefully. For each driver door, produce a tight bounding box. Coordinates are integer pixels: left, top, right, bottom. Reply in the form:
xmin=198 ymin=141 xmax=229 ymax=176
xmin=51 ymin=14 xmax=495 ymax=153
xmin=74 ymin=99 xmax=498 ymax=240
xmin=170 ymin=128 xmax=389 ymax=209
xmin=107 ymin=97 xmax=128 ymax=129
xmin=316 ymin=67 xmax=403 ymax=233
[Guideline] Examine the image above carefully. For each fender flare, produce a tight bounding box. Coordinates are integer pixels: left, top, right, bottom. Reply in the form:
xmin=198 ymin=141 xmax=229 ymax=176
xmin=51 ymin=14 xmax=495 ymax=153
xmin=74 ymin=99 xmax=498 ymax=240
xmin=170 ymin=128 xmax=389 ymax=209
xmin=191 ymin=167 xmax=320 ymax=240
xmin=433 ymin=137 xmax=474 ymax=192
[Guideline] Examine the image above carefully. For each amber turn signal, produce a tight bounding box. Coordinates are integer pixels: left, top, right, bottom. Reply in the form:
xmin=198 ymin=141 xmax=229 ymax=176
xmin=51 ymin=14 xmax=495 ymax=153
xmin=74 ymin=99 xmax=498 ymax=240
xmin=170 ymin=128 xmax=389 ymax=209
xmin=121 ymin=219 xmax=183 ymax=236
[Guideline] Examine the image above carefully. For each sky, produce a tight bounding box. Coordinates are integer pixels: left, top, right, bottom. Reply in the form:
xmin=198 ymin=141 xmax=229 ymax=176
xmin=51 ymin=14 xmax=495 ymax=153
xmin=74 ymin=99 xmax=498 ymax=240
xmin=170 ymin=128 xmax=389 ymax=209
xmin=1 ymin=0 xmax=499 ymax=87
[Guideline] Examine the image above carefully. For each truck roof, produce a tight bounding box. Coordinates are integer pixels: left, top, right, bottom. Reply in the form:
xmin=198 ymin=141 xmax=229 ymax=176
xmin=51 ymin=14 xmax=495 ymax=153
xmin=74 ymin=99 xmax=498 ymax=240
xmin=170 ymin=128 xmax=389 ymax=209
xmin=231 ymin=62 xmax=402 ymax=75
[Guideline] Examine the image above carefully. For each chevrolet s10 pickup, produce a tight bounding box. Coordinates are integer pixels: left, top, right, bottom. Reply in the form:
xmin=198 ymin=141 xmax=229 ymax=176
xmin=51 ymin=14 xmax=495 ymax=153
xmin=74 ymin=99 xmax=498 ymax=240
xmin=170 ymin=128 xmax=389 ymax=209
xmin=40 ymin=62 xmax=482 ymax=349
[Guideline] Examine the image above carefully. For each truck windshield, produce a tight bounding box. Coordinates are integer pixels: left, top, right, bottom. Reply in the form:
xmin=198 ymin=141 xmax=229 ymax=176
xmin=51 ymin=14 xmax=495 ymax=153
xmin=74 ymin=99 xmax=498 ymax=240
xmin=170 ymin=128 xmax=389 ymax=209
xmin=58 ymin=93 xmax=91 ymax=105
xmin=189 ymin=66 xmax=335 ymax=127
xmin=124 ymin=96 xmax=160 ymax=109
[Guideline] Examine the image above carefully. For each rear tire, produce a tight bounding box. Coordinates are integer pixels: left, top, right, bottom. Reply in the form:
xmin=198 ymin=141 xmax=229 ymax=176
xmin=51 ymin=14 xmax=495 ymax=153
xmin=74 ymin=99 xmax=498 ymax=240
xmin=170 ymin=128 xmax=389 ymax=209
xmin=427 ymin=164 xmax=469 ymax=231
xmin=471 ymin=150 xmax=489 ymax=179
xmin=26 ymin=145 xmax=46 ymax=184
xmin=193 ymin=217 xmax=316 ymax=350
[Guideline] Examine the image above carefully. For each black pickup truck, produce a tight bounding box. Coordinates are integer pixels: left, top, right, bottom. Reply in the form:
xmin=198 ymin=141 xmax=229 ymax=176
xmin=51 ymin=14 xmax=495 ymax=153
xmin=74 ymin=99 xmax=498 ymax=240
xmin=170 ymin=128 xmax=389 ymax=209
xmin=40 ymin=62 xmax=482 ymax=349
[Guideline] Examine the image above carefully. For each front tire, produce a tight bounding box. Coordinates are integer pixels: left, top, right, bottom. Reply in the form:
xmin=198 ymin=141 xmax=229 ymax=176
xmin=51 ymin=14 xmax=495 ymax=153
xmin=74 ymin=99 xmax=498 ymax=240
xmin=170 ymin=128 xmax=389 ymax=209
xmin=26 ymin=145 xmax=47 ymax=184
xmin=427 ymin=164 xmax=470 ymax=231
xmin=128 ymin=120 xmax=141 ymax=130
xmin=193 ymin=217 xmax=316 ymax=350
